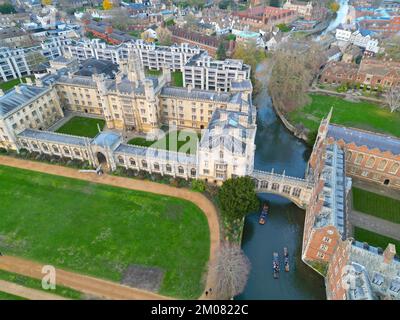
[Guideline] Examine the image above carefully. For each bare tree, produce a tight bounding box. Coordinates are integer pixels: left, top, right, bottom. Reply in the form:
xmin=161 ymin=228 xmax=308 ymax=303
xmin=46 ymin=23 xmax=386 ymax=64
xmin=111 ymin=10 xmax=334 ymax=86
xmin=156 ymin=26 xmax=173 ymax=46
xmin=384 ymin=86 xmax=400 ymax=113
xmin=209 ymin=242 xmax=251 ymax=300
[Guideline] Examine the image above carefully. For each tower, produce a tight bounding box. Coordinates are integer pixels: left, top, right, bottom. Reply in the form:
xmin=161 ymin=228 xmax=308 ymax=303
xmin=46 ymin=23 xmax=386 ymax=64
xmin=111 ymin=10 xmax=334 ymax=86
xmin=126 ymin=49 xmax=145 ymax=84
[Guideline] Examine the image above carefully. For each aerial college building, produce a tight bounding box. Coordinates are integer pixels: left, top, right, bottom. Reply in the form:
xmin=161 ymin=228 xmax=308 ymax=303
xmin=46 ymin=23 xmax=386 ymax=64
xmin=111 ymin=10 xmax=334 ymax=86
xmin=0 ymin=47 xmax=256 ymax=184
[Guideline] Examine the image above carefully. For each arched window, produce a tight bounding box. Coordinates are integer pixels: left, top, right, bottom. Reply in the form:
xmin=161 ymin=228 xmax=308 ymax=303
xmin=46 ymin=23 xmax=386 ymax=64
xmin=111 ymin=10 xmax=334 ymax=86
xmin=220 ymin=151 xmax=224 ymax=159
xmin=21 ymin=141 xmax=29 ymax=148
xmin=63 ymin=147 xmax=70 ymax=154
xmin=346 ymin=151 xmax=353 ymax=162
xmin=142 ymin=160 xmax=147 ymax=168
xmin=32 ymin=143 xmax=38 ymax=149
xmin=118 ymin=156 xmax=124 ymax=164
xmin=52 ymin=145 xmax=59 ymax=153
xmin=74 ymin=149 xmax=80 ymax=156
xmin=355 ymin=154 xmax=363 ymax=165
xmin=190 ymin=168 xmax=196 ymax=177
xmin=166 ymin=164 xmax=172 ymax=172
xmin=42 ymin=143 xmax=48 ymax=151
xmin=129 ymin=158 xmax=136 ymax=166
xmin=389 ymin=162 xmax=400 ymax=174
xmin=377 ymin=159 xmax=387 ymax=171
xmin=366 ymin=156 xmax=375 ymax=168
xmin=178 ymin=166 xmax=184 ymax=174
xmin=154 ymin=163 xmax=160 ymax=171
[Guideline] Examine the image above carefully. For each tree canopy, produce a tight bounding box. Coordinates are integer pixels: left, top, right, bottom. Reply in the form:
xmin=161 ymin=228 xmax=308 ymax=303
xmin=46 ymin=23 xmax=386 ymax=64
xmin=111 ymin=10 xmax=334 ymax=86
xmin=218 ymin=176 xmax=260 ymax=220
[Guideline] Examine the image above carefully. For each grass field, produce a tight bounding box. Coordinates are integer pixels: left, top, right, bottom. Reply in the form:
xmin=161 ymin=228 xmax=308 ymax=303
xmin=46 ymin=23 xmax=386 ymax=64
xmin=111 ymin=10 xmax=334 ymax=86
xmin=352 ymin=188 xmax=400 ymax=224
xmin=128 ymin=130 xmax=199 ymax=155
xmin=354 ymin=227 xmax=400 ymax=251
xmin=0 ymin=291 xmax=26 ymax=300
xmin=55 ymin=116 xmax=106 ymax=138
xmin=0 ymin=270 xmax=82 ymax=300
xmin=145 ymin=69 xmax=162 ymax=77
xmin=172 ymin=71 xmax=183 ymax=87
xmin=288 ymin=94 xmax=400 ymax=138
xmin=0 ymin=77 xmax=34 ymax=92
xmin=0 ymin=165 xmax=210 ymax=299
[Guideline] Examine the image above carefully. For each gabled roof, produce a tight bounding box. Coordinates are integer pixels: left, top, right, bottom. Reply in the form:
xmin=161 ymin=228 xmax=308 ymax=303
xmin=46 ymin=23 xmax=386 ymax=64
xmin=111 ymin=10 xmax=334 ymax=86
xmin=327 ymin=124 xmax=400 ymax=155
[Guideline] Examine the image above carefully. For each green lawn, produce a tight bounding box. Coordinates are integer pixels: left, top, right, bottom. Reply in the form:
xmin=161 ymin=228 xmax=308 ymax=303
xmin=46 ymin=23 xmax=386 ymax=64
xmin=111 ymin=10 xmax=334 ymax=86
xmin=172 ymin=71 xmax=183 ymax=87
xmin=0 ymin=270 xmax=83 ymax=300
xmin=55 ymin=116 xmax=106 ymax=138
xmin=0 ymin=77 xmax=34 ymax=92
xmin=128 ymin=130 xmax=200 ymax=155
xmin=352 ymin=188 xmax=400 ymax=224
xmin=288 ymin=94 xmax=400 ymax=138
xmin=354 ymin=227 xmax=400 ymax=251
xmin=146 ymin=68 xmax=162 ymax=77
xmin=0 ymin=291 xmax=26 ymax=300
xmin=0 ymin=165 xmax=210 ymax=299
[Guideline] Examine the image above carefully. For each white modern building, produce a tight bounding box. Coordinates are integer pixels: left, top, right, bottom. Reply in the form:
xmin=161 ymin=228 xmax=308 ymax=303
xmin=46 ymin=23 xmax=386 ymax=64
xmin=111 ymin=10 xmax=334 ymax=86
xmin=335 ymin=29 xmax=380 ymax=54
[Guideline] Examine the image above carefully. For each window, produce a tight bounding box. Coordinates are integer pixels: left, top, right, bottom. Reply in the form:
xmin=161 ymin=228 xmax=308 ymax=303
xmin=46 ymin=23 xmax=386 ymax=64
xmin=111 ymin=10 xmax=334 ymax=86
xmin=166 ymin=164 xmax=172 ymax=172
xmin=118 ymin=156 xmax=124 ymax=164
xmin=129 ymin=158 xmax=136 ymax=166
xmin=365 ymin=157 xmax=375 ymax=168
xmin=377 ymin=159 xmax=387 ymax=171
xmin=63 ymin=147 xmax=70 ymax=154
xmin=141 ymin=160 xmax=147 ymax=168
xmin=178 ymin=166 xmax=184 ymax=174
xmin=42 ymin=143 xmax=48 ymax=151
xmin=203 ymin=169 xmax=209 ymax=175
xmin=317 ymin=252 xmax=325 ymax=259
xmin=154 ymin=163 xmax=160 ymax=171
xmin=323 ymin=237 xmax=331 ymax=243
xmin=389 ymin=162 xmax=399 ymax=174
xmin=292 ymin=188 xmax=301 ymax=197
xmin=320 ymin=244 xmax=329 ymax=252
xmin=53 ymin=145 xmax=59 ymax=153
xmin=283 ymin=185 xmax=291 ymax=194
xmin=191 ymin=168 xmax=196 ymax=177
xmin=74 ymin=149 xmax=80 ymax=156
xmin=354 ymin=154 xmax=363 ymax=165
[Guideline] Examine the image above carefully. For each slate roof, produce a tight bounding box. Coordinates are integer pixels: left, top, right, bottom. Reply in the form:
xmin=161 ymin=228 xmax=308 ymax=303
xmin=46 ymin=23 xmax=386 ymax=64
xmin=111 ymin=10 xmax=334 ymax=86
xmin=115 ymin=144 xmax=197 ymax=165
xmin=327 ymin=124 xmax=400 ymax=155
xmin=18 ymin=129 xmax=87 ymax=146
xmin=0 ymin=85 xmax=49 ymax=117
xmin=160 ymin=86 xmax=231 ymax=102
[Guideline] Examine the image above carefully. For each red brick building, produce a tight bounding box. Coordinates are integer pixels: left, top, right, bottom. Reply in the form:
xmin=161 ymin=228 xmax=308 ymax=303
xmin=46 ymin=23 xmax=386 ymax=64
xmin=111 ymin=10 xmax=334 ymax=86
xmin=169 ymin=27 xmax=235 ymax=57
xmin=84 ymin=21 xmax=134 ymax=45
xmin=320 ymin=59 xmax=400 ymax=89
xmin=233 ymin=6 xmax=297 ymax=31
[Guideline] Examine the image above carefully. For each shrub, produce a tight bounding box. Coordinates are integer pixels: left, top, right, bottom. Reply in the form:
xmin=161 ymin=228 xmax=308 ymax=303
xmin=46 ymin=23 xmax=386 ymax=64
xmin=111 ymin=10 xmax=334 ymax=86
xmin=191 ymin=179 xmax=206 ymax=192
xmin=0 ymin=147 xmax=8 ymax=154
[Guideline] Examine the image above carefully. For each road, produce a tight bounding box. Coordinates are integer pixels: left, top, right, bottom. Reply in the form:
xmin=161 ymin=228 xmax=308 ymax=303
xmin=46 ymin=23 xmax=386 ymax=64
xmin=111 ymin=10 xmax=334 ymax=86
xmin=0 ymin=155 xmax=221 ymax=300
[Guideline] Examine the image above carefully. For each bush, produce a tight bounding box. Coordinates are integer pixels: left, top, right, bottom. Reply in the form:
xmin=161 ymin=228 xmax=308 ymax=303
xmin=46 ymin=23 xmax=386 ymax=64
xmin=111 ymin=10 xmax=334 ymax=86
xmin=0 ymin=147 xmax=8 ymax=154
xmin=191 ymin=179 xmax=206 ymax=192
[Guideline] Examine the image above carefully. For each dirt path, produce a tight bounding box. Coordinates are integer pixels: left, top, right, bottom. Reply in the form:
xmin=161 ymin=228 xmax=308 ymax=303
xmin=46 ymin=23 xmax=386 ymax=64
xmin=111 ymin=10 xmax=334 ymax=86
xmin=0 ymin=279 xmax=68 ymax=300
xmin=0 ymin=156 xmax=220 ymax=300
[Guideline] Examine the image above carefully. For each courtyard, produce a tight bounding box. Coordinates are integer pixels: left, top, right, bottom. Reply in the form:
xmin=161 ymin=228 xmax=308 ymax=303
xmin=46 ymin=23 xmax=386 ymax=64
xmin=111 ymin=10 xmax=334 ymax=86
xmin=128 ymin=130 xmax=200 ymax=155
xmin=55 ymin=116 xmax=106 ymax=138
xmin=0 ymin=164 xmax=210 ymax=299
xmin=288 ymin=94 xmax=400 ymax=138
xmin=354 ymin=227 xmax=400 ymax=252
xmin=352 ymin=187 xmax=400 ymax=224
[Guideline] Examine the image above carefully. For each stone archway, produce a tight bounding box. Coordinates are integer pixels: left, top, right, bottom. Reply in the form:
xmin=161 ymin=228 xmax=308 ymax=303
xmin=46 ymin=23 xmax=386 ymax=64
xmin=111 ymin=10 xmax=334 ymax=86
xmin=96 ymin=152 xmax=107 ymax=165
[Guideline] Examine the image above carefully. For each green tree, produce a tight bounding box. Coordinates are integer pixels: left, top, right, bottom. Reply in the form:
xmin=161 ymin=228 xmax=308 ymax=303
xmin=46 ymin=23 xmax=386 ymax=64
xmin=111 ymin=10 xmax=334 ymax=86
xmin=219 ymin=177 xmax=260 ymax=220
xmin=191 ymin=179 xmax=206 ymax=192
xmin=0 ymin=2 xmax=16 ymax=14
xmin=216 ymin=42 xmax=227 ymax=60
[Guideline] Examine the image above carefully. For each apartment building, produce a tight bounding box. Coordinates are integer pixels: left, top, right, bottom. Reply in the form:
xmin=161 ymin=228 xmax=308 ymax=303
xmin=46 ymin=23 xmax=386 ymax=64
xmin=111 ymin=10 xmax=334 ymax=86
xmin=183 ymin=54 xmax=251 ymax=92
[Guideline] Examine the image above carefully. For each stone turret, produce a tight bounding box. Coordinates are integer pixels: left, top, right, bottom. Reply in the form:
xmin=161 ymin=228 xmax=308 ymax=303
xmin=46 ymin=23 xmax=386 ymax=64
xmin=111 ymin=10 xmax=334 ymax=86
xmin=383 ymin=243 xmax=396 ymax=264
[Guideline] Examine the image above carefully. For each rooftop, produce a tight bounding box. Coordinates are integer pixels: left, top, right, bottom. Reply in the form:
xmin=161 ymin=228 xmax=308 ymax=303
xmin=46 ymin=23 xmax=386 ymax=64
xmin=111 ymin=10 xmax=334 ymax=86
xmin=327 ymin=124 xmax=400 ymax=156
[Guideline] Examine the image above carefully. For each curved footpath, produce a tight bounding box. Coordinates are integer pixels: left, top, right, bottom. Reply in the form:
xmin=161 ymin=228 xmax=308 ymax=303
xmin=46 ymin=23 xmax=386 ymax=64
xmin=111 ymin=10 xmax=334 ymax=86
xmin=0 ymin=156 xmax=221 ymax=300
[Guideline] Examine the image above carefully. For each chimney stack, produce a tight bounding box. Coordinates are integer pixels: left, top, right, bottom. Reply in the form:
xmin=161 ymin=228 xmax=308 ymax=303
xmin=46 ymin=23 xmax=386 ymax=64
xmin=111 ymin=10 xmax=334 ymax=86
xmin=383 ymin=243 xmax=396 ymax=264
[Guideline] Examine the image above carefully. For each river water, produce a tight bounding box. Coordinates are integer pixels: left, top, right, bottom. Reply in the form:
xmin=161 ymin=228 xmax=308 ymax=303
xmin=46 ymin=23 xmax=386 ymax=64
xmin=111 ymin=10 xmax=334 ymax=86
xmin=236 ymin=67 xmax=326 ymax=300
xmin=323 ymin=0 xmax=350 ymax=34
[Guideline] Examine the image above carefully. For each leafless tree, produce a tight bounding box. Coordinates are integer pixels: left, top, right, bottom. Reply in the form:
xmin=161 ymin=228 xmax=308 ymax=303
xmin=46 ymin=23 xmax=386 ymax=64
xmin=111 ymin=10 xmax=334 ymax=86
xmin=156 ymin=26 xmax=173 ymax=46
xmin=209 ymin=242 xmax=251 ymax=300
xmin=384 ymin=86 xmax=400 ymax=113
